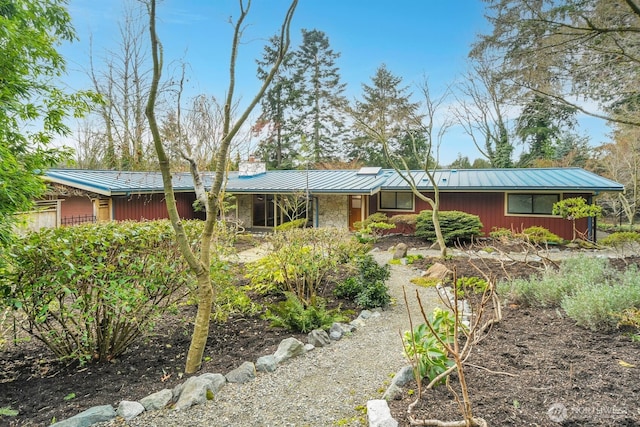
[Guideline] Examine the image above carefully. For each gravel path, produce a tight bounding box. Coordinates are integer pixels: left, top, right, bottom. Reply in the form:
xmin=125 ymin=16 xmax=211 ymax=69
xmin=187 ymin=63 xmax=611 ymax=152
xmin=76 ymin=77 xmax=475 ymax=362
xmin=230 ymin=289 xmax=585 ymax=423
xmin=106 ymin=249 xmax=440 ymax=427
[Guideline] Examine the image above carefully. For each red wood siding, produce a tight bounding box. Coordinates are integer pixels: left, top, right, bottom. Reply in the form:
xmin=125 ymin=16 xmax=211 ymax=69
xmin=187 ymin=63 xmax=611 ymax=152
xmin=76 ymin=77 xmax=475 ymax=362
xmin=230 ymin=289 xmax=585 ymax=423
xmin=112 ymin=193 xmax=197 ymax=221
xmin=373 ymin=191 xmax=592 ymax=241
xmin=60 ymin=196 xmax=93 ymax=218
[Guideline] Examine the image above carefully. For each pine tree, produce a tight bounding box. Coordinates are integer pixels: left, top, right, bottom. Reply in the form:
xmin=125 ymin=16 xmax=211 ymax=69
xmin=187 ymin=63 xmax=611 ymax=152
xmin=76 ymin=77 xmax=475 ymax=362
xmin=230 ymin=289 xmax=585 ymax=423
xmin=348 ymin=64 xmax=422 ymax=167
xmin=290 ymin=29 xmax=348 ymax=164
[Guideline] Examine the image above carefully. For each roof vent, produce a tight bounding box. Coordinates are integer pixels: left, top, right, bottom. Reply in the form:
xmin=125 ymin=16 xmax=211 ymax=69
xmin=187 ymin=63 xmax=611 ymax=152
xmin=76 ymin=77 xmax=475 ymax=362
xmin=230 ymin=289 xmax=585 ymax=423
xmin=357 ymin=167 xmax=382 ymax=176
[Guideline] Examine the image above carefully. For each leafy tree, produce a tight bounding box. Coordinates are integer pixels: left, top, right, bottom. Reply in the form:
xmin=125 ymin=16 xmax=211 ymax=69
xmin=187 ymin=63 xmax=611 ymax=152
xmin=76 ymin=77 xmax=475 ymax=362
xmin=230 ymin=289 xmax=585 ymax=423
xmin=552 ymin=197 xmax=602 ymax=241
xmin=290 ymin=29 xmax=348 ymax=163
xmin=347 ymin=64 xmax=423 ymax=167
xmin=0 ymin=0 xmax=94 ymax=248
xmin=516 ymin=95 xmax=578 ymax=167
xmin=472 ymin=0 xmax=640 ymax=127
xmin=450 ymin=154 xmax=472 ymax=169
xmin=145 ymin=0 xmax=298 ymax=374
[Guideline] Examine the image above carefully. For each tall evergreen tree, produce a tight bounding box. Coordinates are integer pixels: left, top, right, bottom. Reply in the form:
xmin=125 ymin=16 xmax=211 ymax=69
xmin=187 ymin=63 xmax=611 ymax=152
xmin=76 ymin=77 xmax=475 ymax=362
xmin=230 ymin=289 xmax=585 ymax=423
xmin=253 ymin=35 xmax=297 ymax=169
xmin=347 ymin=64 xmax=422 ymax=167
xmin=290 ymin=29 xmax=347 ymax=164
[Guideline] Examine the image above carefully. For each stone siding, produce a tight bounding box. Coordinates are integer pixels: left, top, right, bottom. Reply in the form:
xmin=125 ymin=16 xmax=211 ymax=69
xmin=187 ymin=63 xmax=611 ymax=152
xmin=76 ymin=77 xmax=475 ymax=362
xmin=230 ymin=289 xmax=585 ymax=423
xmin=235 ymin=194 xmax=252 ymax=228
xmin=316 ymin=194 xmax=348 ymax=228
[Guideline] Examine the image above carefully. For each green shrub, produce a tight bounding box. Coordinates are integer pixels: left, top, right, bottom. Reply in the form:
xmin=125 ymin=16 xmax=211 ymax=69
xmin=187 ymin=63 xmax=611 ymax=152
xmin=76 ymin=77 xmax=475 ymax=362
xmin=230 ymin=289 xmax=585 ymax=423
xmin=415 ymin=210 xmax=483 ymax=244
xmin=456 ymin=276 xmax=488 ymax=296
xmin=410 ymin=277 xmax=441 ymax=288
xmin=246 ymin=228 xmax=364 ymax=304
xmin=389 ymin=214 xmax=419 ymax=227
xmin=498 ymin=256 xmax=609 ymax=307
xmin=355 ymin=280 xmax=391 ymax=309
xmin=354 ymin=213 xmax=395 ymax=241
xmin=274 ymin=218 xmax=307 ymax=231
xmin=600 ymin=231 xmax=640 ymax=257
xmin=403 ymin=308 xmax=456 ymax=384
xmin=489 ymin=227 xmax=514 ymax=239
xmin=334 ymin=254 xmax=391 ymax=309
xmin=562 ymin=272 xmax=640 ymax=331
xmin=1 ymin=220 xmax=204 ymax=363
xmin=264 ymin=292 xmax=348 ymax=333
xmin=520 ymin=226 xmax=563 ymax=244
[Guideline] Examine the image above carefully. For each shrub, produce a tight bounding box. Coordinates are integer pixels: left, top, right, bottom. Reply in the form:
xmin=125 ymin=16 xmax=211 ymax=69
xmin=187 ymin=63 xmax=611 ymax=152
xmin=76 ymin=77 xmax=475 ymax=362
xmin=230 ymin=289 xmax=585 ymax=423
xmin=274 ymin=218 xmax=307 ymax=232
xmin=354 ymin=213 xmax=395 ymax=241
xmin=497 ymin=256 xmax=609 ymax=307
xmin=403 ymin=308 xmax=456 ymax=384
xmin=489 ymin=227 xmax=514 ymax=240
xmin=1 ymin=220 xmax=202 ymax=363
xmin=389 ymin=214 xmax=419 ymax=227
xmin=264 ymin=292 xmax=348 ymax=333
xmin=334 ymin=254 xmax=391 ymax=309
xmin=600 ymin=231 xmax=640 ymax=257
xmin=355 ymin=280 xmax=391 ymax=309
xmin=562 ymin=275 xmax=640 ymax=331
xmin=415 ymin=210 xmax=483 ymax=244
xmin=246 ymin=228 xmax=364 ymax=304
xmin=456 ymin=276 xmax=488 ymax=297
xmin=520 ymin=226 xmax=563 ymax=244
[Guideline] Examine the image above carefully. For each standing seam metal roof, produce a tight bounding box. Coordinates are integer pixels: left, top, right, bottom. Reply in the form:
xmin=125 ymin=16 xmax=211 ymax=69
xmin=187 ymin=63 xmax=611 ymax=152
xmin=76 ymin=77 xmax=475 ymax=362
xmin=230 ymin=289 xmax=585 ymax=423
xmin=44 ymin=167 xmax=623 ymax=196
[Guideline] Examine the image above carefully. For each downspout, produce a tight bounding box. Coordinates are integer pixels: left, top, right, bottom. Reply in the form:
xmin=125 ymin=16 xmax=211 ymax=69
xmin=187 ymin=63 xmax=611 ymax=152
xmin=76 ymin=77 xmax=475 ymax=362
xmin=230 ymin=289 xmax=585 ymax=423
xmin=314 ymin=196 xmax=319 ymax=227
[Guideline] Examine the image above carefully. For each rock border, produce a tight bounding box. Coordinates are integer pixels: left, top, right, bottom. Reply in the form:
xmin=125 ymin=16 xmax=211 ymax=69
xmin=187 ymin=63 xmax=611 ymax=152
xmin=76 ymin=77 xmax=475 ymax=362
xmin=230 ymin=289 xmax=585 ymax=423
xmin=50 ymin=309 xmax=384 ymax=427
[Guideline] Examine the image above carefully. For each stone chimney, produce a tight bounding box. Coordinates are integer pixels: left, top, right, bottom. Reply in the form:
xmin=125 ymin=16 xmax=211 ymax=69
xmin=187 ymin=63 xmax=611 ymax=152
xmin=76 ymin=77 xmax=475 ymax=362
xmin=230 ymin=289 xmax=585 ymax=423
xmin=239 ymin=155 xmax=266 ymax=177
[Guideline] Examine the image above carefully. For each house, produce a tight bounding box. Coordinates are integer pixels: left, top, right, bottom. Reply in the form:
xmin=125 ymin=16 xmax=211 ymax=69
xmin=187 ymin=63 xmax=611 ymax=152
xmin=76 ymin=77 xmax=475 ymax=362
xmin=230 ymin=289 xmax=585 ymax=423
xmin=42 ymin=165 xmax=623 ymax=241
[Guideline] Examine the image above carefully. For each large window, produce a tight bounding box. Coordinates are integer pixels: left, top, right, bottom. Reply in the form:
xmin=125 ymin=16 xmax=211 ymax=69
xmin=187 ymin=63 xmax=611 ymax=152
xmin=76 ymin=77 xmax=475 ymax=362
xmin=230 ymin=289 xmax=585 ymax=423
xmin=507 ymin=194 xmax=559 ymax=215
xmin=379 ymin=192 xmax=414 ymax=211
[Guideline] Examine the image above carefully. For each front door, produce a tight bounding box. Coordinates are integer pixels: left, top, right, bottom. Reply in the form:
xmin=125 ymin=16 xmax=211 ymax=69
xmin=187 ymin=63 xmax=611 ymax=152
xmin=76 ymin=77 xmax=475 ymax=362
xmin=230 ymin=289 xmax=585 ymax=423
xmin=349 ymin=195 xmax=363 ymax=230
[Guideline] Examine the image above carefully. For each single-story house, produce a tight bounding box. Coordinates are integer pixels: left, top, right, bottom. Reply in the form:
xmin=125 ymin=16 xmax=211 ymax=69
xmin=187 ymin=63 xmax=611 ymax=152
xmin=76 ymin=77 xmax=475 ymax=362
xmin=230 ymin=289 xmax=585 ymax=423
xmin=41 ymin=164 xmax=623 ymax=241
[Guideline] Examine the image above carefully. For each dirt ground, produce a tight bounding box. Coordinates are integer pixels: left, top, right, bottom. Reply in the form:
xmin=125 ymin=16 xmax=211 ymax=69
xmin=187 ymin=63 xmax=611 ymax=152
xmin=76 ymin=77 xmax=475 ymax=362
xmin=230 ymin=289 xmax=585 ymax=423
xmin=1 ymin=235 xmax=639 ymax=426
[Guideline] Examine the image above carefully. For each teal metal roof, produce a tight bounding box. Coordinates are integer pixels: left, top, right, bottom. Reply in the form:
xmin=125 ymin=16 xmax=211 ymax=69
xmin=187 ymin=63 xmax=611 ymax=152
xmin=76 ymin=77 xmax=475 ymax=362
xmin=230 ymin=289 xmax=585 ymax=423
xmin=226 ymin=170 xmax=388 ymax=194
xmin=381 ymin=168 xmax=624 ymax=193
xmin=45 ymin=167 xmax=623 ymax=196
xmin=45 ymin=169 xmax=196 ymax=196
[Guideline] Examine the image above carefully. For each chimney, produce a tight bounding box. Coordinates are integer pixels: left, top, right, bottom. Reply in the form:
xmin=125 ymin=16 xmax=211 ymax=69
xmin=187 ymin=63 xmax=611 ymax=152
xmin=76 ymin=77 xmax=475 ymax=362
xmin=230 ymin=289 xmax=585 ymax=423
xmin=239 ymin=155 xmax=266 ymax=177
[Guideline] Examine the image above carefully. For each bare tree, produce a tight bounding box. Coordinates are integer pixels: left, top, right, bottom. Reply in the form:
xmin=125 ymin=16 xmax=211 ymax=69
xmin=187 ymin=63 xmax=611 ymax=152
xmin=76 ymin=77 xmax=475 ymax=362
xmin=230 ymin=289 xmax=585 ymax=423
xmin=453 ymin=57 xmax=514 ymax=168
xmin=85 ymin=0 xmax=153 ymax=170
xmin=350 ymin=75 xmax=451 ymax=257
xmin=145 ymin=0 xmax=298 ymax=373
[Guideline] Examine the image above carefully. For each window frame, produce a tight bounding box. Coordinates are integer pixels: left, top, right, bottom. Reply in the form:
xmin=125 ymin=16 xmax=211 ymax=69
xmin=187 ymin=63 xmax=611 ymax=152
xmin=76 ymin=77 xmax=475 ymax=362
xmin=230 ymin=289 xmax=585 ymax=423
xmin=506 ymin=193 xmax=561 ymax=216
xmin=378 ymin=191 xmax=415 ymax=212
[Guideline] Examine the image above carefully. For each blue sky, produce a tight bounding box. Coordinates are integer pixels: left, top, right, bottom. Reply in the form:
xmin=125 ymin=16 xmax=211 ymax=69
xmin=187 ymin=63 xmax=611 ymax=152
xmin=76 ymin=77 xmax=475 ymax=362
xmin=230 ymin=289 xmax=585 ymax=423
xmin=59 ymin=0 xmax=610 ymax=165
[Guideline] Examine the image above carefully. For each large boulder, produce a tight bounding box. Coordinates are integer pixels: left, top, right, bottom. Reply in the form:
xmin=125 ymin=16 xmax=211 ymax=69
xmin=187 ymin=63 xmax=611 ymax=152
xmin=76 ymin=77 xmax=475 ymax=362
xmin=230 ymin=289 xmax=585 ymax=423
xmin=307 ymin=329 xmax=331 ymax=347
xmin=225 ymin=361 xmax=256 ymax=384
xmin=50 ymin=405 xmax=116 ymax=427
xmin=139 ymin=388 xmax=173 ymax=411
xmin=392 ymin=243 xmax=408 ymax=259
xmin=273 ymin=337 xmax=306 ymax=364
xmin=174 ymin=373 xmax=226 ymax=411
xmin=424 ymin=262 xmax=452 ymax=281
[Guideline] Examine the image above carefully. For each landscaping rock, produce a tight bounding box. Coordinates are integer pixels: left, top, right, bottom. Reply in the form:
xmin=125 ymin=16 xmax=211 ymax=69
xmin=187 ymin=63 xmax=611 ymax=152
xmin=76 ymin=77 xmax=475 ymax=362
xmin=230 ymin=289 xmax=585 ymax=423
xmin=139 ymin=388 xmax=173 ymax=411
xmin=116 ymin=400 xmax=144 ymax=420
xmin=50 ymin=405 xmax=116 ymax=427
xmin=392 ymin=243 xmax=408 ymax=259
xmin=273 ymin=337 xmax=306 ymax=363
xmin=382 ymin=383 xmax=403 ymax=401
xmin=367 ymin=399 xmax=398 ymax=427
xmin=424 ymin=262 xmax=452 ymax=281
xmin=307 ymin=329 xmax=331 ymax=347
xmin=225 ymin=361 xmax=256 ymax=384
xmin=304 ymin=343 xmax=315 ymax=352
xmin=350 ymin=317 xmax=366 ymax=329
xmin=358 ymin=309 xmax=372 ymax=319
xmin=329 ymin=329 xmax=343 ymax=340
xmin=391 ymin=365 xmax=415 ymax=387
xmin=256 ymin=355 xmax=277 ymax=373
xmin=174 ymin=373 xmax=226 ymax=411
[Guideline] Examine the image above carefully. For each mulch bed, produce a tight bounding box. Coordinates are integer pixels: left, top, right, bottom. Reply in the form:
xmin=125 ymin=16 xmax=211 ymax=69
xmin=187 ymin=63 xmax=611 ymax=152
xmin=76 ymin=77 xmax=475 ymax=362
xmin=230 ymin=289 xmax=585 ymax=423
xmin=1 ymin=235 xmax=639 ymax=426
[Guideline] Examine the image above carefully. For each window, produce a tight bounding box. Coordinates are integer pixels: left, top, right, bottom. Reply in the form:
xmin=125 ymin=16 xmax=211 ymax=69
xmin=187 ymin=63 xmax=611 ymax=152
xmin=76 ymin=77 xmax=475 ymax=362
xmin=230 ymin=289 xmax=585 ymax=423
xmin=379 ymin=192 xmax=413 ymax=210
xmin=507 ymin=194 xmax=559 ymax=215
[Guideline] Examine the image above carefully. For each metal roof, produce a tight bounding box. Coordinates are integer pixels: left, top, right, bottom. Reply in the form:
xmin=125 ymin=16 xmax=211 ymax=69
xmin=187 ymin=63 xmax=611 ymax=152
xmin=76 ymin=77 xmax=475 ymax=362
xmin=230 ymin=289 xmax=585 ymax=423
xmin=381 ymin=168 xmax=624 ymax=193
xmin=44 ymin=167 xmax=623 ymax=196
